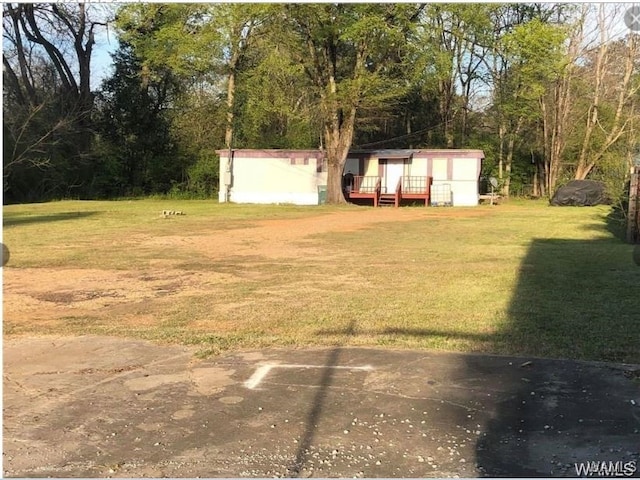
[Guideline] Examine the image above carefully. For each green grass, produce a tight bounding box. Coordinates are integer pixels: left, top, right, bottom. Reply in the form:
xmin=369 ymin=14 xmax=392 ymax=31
xmin=3 ymin=198 xmax=639 ymax=362
xmin=2 ymin=199 xmax=335 ymax=269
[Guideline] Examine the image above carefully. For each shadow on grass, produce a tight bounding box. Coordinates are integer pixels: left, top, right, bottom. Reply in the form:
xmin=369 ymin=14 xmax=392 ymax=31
xmin=3 ymin=211 xmax=100 ymax=227
xmin=604 ymin=180 xmax=631 ymax=242
xmin=503 ymin=238 xmax=639 ymax=363
xmin=312 ymin=236 xmax=639 ymax=476
xmin=474 ymin=237 xmax=640 ymax=476
xmin=319 ymin=237 xmax=638 ymax=363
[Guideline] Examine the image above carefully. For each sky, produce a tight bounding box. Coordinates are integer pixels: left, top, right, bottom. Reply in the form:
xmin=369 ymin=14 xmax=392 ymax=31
xmin=89 ymin=4 xmax=120 ymax=90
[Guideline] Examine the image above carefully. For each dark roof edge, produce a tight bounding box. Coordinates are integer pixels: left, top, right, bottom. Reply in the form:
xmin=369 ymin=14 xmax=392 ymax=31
xmin=216 ymin=149 xmax=485 ymax=160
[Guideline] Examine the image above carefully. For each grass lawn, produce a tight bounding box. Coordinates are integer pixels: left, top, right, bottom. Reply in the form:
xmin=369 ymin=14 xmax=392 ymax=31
xmin=3 ymin=198 xmax=639 ymax=363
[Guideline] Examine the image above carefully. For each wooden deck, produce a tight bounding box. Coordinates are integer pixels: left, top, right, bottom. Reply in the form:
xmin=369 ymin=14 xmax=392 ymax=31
xmin=346 ymin=176 xmax=432 ymax=207
xmin=479 ymin=193 xmax=502 ymax=205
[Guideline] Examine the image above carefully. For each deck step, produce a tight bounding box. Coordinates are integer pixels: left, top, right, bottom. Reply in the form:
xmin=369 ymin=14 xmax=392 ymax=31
xmin=378 ymin=194 xmax=397 ymax=207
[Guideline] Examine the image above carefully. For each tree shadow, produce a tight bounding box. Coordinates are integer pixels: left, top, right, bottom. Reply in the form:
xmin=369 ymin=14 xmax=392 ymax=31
xmin=497 ymin=238 xmax=638 ymax=363
xmin=3 ymin=211 xmax=100 ymax=227
xmin=604 ymin=180 xmax=631 ymax=242
xmin=475 ymin=237 xmax=640 ymax=477
xmin=286 ymin=320 xmax=356 ymax=477
xmin=310 ymin=236 xmax=639 ymax=476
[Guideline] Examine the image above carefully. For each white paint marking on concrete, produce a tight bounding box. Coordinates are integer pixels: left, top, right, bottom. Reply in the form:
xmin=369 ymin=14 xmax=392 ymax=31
xmin=244 ymin=363 xmax=374 ymax=390
xmin=244 ymin=364 xmax=274 ymax=390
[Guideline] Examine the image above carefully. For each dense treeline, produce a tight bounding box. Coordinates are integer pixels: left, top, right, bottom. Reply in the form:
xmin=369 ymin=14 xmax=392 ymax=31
xmin=3 ymin=3 xmax=639 ymax=204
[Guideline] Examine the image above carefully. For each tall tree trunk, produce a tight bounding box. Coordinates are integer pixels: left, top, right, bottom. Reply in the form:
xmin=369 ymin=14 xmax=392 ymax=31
xmin=322 ymin=71 xmax=357 ymax=204
xmin=503 ymin=117 xmax=524 ymax=198
xmin=542 ymin=60 xmax=573 ymax=196
xmin=6 ymin=4 xmax=37 ymax=105
xmin=537 ymin=159 xmax=547 ymax=197
xmin=438 ymin=78 xmax=454 ymax=148
xmin=575 ymin=6 xmax=607 ymax=180
xmin=498 ymin=122 xmax=505 ymax=184
xmin=504 ymin=136 xmax=514 ymax=197
xmin=225 ymin=68 xmax=236 ymax=150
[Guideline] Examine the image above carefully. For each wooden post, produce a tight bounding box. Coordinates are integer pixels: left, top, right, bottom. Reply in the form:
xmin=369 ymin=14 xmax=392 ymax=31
xmin=627 ymin=167 xmax=640 ymax=244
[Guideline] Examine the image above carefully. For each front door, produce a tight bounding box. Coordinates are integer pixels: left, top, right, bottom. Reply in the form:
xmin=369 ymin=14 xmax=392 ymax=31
xmin=384 ymin=160 xmax=405 ymax=193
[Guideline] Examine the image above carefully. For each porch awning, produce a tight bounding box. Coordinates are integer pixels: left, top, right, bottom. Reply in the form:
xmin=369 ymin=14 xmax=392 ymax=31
xmin=376 ymin=150 xmax=414 ymax=160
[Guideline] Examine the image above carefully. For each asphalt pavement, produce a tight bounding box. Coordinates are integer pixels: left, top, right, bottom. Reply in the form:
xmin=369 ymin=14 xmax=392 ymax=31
xmin=3 ymin=336 xmax=640 ymax=477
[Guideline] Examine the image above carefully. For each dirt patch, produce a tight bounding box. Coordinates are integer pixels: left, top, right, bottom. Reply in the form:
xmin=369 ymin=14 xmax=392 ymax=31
xmin=3 ymin=208 xmax=487 ymax=333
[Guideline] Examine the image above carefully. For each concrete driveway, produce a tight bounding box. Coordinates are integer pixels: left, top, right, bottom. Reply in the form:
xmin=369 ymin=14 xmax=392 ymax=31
xmin=3 ymin=335 xmax=640 ymax=477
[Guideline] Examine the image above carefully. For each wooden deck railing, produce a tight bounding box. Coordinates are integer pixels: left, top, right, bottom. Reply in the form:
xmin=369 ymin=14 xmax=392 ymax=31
xmin=346 ymin=175 xmax=431 ymax=207
xmin=347 ymin=176 xmax=381 ymax=206
xmin=351 ymin=176 xmax=380 ymax=194
xmin=401 ymin=176 xmax=430 ymax=194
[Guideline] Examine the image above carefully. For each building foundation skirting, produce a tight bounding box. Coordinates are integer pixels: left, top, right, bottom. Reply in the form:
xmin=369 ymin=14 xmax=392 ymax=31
xmin=228 ymin=192 xmax=321 ymax=206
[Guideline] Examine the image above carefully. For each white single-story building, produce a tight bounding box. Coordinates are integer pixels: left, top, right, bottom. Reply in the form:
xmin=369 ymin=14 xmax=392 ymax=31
xmin=217 ymin=148 xmax=485 ymax=207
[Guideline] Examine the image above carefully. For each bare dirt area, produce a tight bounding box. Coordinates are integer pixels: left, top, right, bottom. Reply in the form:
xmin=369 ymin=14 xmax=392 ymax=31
xmin=3 ymin=207 xmax=487 ymax=331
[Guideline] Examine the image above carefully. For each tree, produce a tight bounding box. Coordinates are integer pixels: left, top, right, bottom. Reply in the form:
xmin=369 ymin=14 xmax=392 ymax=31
xmin=116 ymin=4 xmax=270 ymax=199
xmin=416 ymin=4 xmax=494 ymax=148
xmin=116 ymin=4 xmax=267 ymax=145
xmin=236 ymin=44 xmax=319 ymax=149
xmin=280 ymin=4 xmax=422 ymax=203
xmin=573 ymin=8 xmax=640 ymax=180
xmin=538 ymin=5 xmax=640 ymax=196
xmin=94 ymin=42 xmax=181 ymax=196
xmin=495 ymin=17 xmax=567 ymax=197
xmin=3 ymin=3 xmax=110 ymax=202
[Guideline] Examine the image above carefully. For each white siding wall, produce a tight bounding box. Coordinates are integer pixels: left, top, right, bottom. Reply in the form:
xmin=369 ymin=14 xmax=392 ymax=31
xmin=431 ymin=158 xmax=448 ymax=181
xmin=418 ymin=156 xmax=481 ymax=207
xmin=364 ymin=157 xmax=379 ymax=176
xmin=219 ymin=150 xmax=483 ymax=206
xmin=449 ymin=158 xmax=481 ymax=206
xmin=219 ymin=154 xmax=328 ymax=205
xmin=432 ymin=181 xmax=477 ymax=206
xmin=408 ymin=157 xmax=428 ymax=177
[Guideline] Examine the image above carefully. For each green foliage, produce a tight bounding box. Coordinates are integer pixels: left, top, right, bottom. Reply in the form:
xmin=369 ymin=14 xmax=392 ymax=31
xmin=499 ymin=19 xmax=566 ymax=120
xmin=590 ymin=151 xmax=631 ymax=206
xmin=182 ymin=154 xmax=220 ymax=199
xmin=116 ymin=4 xmax=223 ymax=78
xmin=235 ymin=46 xmax=318 ymax=148
xmin=94 ymin=42 xmax=184 ymax=197
xmin=3 ymin=3 xmax=636 ymax=204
